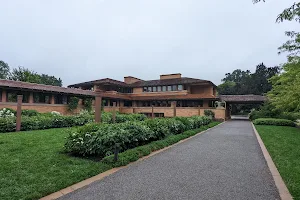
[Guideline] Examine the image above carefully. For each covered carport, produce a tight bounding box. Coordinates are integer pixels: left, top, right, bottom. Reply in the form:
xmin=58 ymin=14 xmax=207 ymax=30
xmin=219 ymin=95 xmax=267 ymax=120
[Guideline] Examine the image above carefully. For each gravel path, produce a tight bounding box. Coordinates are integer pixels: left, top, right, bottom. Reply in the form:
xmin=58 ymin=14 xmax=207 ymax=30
xmin=59 ymin=121 xmax=280 ymax=200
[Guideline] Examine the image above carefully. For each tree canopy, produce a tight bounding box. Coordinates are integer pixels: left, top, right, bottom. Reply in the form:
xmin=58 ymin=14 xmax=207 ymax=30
xmin=0 ymin=60 xmax=62 ymax=86
xmin=268 ymin=56 xmax=300 ymax=112
xmin=218 ymin=63 xmax=280 ymax=95
xmin=0 ymin=61 xmax=10 ymax=79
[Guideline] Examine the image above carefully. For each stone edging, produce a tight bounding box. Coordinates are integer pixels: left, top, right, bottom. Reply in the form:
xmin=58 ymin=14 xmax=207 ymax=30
xmin=251 ymin=123 xmax=293 ymax=200
xmin=40 ymin=122 xmax=225 ymax=200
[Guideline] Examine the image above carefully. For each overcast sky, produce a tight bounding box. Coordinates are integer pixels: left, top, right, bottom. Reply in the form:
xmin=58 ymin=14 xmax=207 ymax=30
xmin=0 ymin=0 xmax=297 ymax=86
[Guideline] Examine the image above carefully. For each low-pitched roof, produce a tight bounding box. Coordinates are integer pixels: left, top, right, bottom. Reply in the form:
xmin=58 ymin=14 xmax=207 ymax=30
xmin=219 ymin=95 xmax=267 ymax=103
xmin=0 ymin=79 xmax=95 ymax=96
xmin=68 ymin=78 xmax=128 ymax=88
xmin=129 ymin=77 xmax=215 ymax=87
xmin=68 ymin=77 xmax=216 ymax=88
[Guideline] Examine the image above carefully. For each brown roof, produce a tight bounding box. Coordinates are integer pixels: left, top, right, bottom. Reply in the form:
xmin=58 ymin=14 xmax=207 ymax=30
xmin=68 ymin=78 xmax=128 ymax=88
xmin=0 ymin=79 xmax=95 ymax=96
xmin=219 ymin=95 xmax=267 ymax=103
xmin=129 ymin=77 xmax=215 ymax=87
xmin=68 ymin=77 xmax=216 ymax=88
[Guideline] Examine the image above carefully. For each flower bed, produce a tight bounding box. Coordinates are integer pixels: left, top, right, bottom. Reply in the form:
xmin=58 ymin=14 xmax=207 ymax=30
xmin=65 ymin=116 xmax=212 ymax=158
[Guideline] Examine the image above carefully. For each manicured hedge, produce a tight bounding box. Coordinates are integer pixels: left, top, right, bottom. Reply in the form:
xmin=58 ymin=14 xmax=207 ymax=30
xmin=253 ymin=118 xmax=295 ymax=127
xmin=65 ymin=116 xmax=212 ymax=157
xmin=0 ymin=112 xmax=147 ymax=133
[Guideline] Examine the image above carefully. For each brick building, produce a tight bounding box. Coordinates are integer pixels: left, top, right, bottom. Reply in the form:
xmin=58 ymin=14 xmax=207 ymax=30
xmin=0 ymin=73 xmax=267 ymax=119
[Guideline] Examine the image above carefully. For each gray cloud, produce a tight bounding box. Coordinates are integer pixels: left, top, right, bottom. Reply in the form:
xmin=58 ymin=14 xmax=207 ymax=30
xmin=0 ymin=0 xmax=297 ymax=86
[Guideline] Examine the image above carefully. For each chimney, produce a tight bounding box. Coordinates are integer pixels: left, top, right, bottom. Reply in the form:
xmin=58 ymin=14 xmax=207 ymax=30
xmin=160 ymin=73 xmax=182 ymax=80
xmin=124 ymin=76 xmax=142 ymax=84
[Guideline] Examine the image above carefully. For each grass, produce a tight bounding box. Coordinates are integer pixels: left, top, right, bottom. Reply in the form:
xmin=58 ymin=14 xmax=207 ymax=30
xmin=0 ymin=122 xmax=220 ymax=200
xmin=255 ymin=125 xmax=300 ymax=200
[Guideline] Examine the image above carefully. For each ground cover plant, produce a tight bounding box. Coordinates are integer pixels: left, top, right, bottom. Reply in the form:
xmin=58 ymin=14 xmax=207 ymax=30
xmin=65 ymin=116 xmax=212 ymax=157
xmin=253 ymin=118 xmax=295 ymax=127
xmin=0 ymin=117 xmax=219 ymax=200
xmin=255 ymin=125 xmax=300 ymax=200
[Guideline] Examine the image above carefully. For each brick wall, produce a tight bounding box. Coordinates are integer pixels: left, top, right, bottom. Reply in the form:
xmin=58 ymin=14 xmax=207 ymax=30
xmin=0 ymin=102 xmax=84 ymax=115
xmin=119 ymin=106 xmax=226 ymax=120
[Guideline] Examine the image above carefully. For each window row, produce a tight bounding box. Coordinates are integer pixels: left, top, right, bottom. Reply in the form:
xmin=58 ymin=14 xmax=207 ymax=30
xmin=143 ymin=85 xmax=184 ymax=92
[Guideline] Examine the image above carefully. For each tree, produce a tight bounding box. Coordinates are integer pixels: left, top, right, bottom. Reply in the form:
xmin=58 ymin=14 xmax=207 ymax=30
xmin=10 ymin=67 xmax=41 ymax=83
xmin=0 ymin=60 xmax=10 ymax=79
xmin=253 ymin=1 xmax=300 ymax=56
xmin=218 ymin=63 xmax=280 ymax=95
xmin=40 ymin=74 xmax=62 ymax=87
xmin=9 ymin=66 xmax=63 ymax=86
xmin=268 ymin=56 xmax=300 ymax=112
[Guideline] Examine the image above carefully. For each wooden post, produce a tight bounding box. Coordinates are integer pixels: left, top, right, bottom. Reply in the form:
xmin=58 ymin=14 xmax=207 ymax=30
xmin=151 ymin=105 xmax=154 ymax=119
xmin=172 ymin=101 xmax=177 ymax=117
xmin=28 ymin=92 xmax=34 ymax=104
xmin=50 ymin=94 xmax=55 ymax=104
xmin=1 ymin=90 xmax=7 ymax=102
xmin=112 ymin=102 xmax=116 ymax=123
xmin=16 ymin=95 xmax=23 ymax=132
xmin=95 ymin=95 xmax=102 ymax=123
xmin=198 ymin=105 xmax=201 ymax=116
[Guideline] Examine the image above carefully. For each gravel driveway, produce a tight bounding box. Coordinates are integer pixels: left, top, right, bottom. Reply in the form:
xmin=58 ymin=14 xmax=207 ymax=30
xmin=59 ymin=120 xmax=280 ymax=200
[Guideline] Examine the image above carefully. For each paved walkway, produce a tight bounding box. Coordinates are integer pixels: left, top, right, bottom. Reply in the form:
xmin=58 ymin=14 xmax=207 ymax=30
xmin=59 ymin=121 xmax=280 ymax=200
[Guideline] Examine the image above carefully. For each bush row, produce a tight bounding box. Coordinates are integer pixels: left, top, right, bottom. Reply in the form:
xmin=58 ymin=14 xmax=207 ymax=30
xmin=253 ymin=118 xmax=295 ymax=127
xmin=249 ymin=103 xmax=300 ymax=121
xmin=102 ymin=121 xmax=220 ymax=167
xmin=0 ymin=112 xmax=147 ymax=133
xmin=64 ymin=116 xmax=212 ymax=158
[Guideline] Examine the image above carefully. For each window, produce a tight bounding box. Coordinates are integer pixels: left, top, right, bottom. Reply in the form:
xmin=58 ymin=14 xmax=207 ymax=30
xmin=178 ymin=85 xmax=183 ymax=91
xmin=143 ymin=87 xmax=147 ymax=92
xmin=172 ymin=85 xmax=177 ymax=91
xmin=124 ymin=101 xmax=132 ymax=107
xmin=147 ymin=87 xmax=152 ymax=92
xmin=167 ymin=86 xmax=172 ymax=91
xmin=152 ymin=87 xmax=157 ymax=92
xmin=162 ymin=86 xmax=167 ymax=92
xmin=157 ymin=86 xmax=161 ymax=92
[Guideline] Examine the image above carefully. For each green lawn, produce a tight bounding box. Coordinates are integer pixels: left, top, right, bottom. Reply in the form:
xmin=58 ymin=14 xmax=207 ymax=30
xmin=255 ymin=125 xmax=300 ymax=200
xmin=0 ymin=128 xmax=111 ymax=200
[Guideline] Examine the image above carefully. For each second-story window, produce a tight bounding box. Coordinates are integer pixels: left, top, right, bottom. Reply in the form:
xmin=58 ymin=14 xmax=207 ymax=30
xmin=178 ymin=85 xmax=183 ymax=91
xmin=143 ymin=87 xmax=147 ymax=92
xmin=157 ymin=86 xmax=161 ymax=92
xmin=167 ymin=86 xmax=172 ymax=91
xmin=162 ymin=86 xmax=167 ymax=92
xmin=153 ymin=86 xmax=157 ymax=92
xmin=172 ymin=85 xmax=177 ymax=91
xmin=148 ymin=87 xmax=152 ymax=92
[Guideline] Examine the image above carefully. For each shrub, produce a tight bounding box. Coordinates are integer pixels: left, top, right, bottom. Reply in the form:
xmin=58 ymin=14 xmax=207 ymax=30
xmin=65 ymin=116 xmax=212 ymax=157
xmin=83 ymin=98 xmax=93 ymax=112
xmin=253 ymin=118 xmax=295 ymax=127
xmin=249 ymin=102 xmax=300 ymax=121
xmin=68 ymin=97 xmax=79 ymax=111
xmin=204 ymin=110 xmax=215 ymax=119
xmin=22 ymin=109 xmax=39 ymax=117
xmin=0 ymin=108 xmax=15 ymax=118
xmin=0 ymin=112 xmax=147 ymax=133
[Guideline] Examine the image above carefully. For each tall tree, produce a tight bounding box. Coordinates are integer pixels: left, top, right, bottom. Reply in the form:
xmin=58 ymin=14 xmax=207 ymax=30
xmin=0 ymin=60 xmax=10 ymax=79
xmin=268 ymin=56 xmax=300 ymax=112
